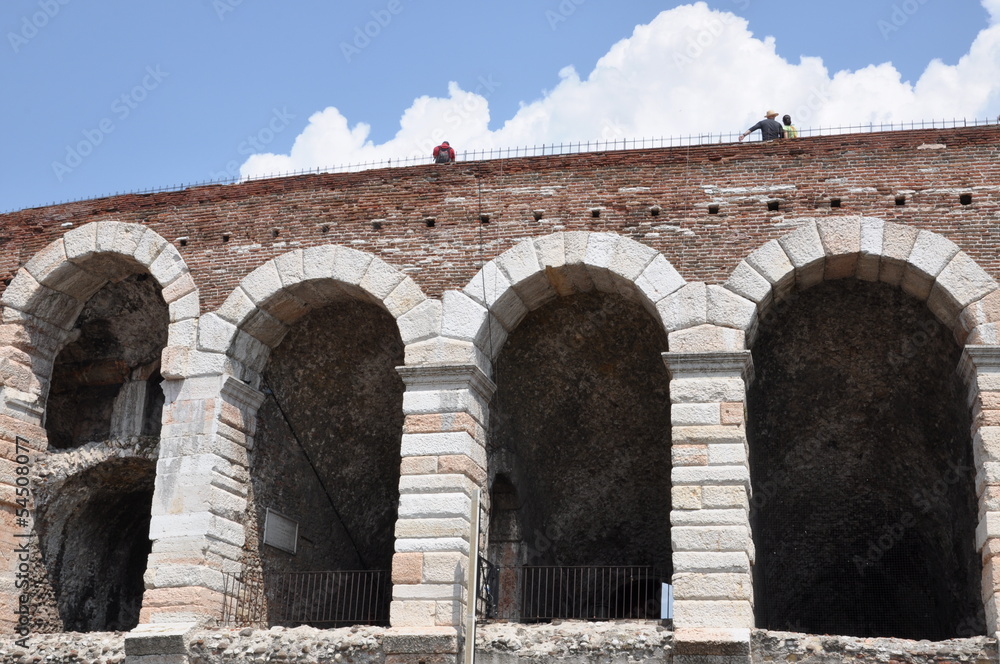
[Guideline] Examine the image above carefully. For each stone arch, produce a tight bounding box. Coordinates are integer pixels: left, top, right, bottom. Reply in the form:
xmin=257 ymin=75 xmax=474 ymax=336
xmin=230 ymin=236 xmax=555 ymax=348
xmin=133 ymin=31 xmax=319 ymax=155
xmin=709 ymin=217 xmax=1000 ymax=346
xmin=444 ymin=231 xmax=686 ymax=369
xmin=0 ymin=220 xmax=197 ymax=633
xmin=203 ymin=245 xmax=430 ymax=381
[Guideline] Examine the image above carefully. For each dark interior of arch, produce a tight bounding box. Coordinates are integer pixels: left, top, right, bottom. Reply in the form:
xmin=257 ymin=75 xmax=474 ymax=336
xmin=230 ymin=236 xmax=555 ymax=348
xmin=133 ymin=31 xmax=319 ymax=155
xmin=487 ymin=290 xmax=672 ymax=618
xmin=36 ymin=457 xmax=155 ymax=632
xmin=46 ymin=272 xmax=168 ymax=449
xmin=747 ymin=279 xmax=983 ymax=640
xmin=249 ymin=297 xmax=404 ymax=624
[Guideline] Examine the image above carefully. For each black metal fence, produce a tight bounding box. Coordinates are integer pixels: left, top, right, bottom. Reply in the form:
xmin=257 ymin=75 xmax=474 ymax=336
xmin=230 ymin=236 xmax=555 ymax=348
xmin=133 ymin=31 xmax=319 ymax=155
xmin=477 ymin=560 xmax=667 ymax=622
xmin=222 ymin=570 xmax=390 ymax=628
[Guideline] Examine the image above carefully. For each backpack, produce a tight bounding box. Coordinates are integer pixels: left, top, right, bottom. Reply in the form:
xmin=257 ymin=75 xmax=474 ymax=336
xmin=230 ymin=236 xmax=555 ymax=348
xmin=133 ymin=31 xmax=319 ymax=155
xmin=435 ymin=145 xmax=451 ymax=163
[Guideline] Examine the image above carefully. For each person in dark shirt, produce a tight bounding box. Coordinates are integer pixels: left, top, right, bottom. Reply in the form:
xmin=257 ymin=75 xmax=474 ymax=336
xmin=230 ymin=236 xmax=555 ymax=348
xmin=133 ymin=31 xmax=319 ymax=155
xmin=739 ymin=110 xmax=785 ymax=142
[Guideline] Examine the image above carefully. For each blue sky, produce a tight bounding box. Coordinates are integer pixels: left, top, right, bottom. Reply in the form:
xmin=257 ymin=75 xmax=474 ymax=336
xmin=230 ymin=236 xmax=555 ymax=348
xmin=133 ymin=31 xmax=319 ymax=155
xmin=2 ymin=0 xmax=998 ymax=214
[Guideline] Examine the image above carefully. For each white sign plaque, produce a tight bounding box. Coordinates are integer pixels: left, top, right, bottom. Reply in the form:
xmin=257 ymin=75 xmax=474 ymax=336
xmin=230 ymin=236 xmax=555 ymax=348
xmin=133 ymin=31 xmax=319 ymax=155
xmin=263 ymin=508 xmax=299 ymax=554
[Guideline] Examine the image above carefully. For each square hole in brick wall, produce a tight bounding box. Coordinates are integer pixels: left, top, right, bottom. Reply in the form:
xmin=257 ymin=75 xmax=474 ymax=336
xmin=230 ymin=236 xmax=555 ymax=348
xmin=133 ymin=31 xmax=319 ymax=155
xmin=767 ymin=200 xmax=780 ymax=212
xmin=960 ymin=194 xmax=973 ymax=206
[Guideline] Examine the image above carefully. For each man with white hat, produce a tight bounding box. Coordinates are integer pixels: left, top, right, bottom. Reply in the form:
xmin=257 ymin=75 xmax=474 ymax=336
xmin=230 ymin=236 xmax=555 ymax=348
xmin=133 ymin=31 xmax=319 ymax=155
xmin=739 ymin=110 xmax=785 ymax=142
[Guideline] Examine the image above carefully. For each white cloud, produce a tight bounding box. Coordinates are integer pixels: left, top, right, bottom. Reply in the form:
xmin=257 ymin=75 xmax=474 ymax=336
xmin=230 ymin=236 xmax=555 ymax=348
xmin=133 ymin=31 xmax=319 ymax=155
xmin=240 ymin=2 xmax=1000 ymax=179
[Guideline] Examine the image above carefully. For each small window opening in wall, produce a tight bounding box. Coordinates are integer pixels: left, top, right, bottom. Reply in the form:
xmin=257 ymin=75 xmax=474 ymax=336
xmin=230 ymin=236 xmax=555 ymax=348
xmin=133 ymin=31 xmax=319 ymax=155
xmin=590 ymin=208 xmax=601 ymax=218
xmin=708 ymin=204 xmax=720 ymax=215
xmin=425 ymin=217 xmax=436 ymax=228
xmin=271 ymin=229 xmax=280 ymax=238
xmin=221 ymin=233 xmax=230 ymax=243
xmin=830 ymin=198 xmax=842 ymax=208
xmin=649 ymin=206 xmax=661 ymax=217
xmin=532 ymin=210 xmax=544 ymax=221
xmin=767 ymin=200 xmax=780 ymax=212
xmin=371 ymin=220 xmax=383 ymax=230
xmin=177 ymin=237 xmax=188 ymax=247
xmin=479 ymin=213 xmax=491 ymax=224
xmin=895 ymin=195 xmax=906 ymax=206
xmin=960 ymin=193 xmax=973 ymax=206
xmin=321 ymin=224 xmax=330 ymax=233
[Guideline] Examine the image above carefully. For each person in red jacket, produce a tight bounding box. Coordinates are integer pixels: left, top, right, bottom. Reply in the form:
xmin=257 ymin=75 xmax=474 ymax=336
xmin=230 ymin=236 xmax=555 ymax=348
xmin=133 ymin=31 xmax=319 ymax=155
xmin=433 ymin=141 xmax=456 ymax=164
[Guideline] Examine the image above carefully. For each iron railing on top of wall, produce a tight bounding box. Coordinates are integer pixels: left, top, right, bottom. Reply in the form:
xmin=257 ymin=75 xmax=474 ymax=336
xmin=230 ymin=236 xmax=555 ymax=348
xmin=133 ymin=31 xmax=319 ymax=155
xmin=221 ymin=570 xmax=390 ymax=628
xmin=477 ymin=560 xmax=668 ymax=622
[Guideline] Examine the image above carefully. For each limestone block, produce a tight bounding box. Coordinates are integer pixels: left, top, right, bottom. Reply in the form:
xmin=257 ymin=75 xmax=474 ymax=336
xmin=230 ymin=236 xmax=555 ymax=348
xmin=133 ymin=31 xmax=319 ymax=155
xmin=168 ymin=290 xmax=199 ymax=324
xmin=167 ymin=319 xmax=198 ymax=349
xmin=230 ymin=329 xmax=271 ymax=373
xmin=969 ymin=324 xmax=1000 ymax=346
xmin=160 ymin=272 xmax=196 ymax=307
xmin=669 ymin=324 xmax=746 ymax=353
xmin=673 ymin=426 xmax=746 ymax=446
xmin=583 ymin=232 xmax=623 ymax=295
xmin=745 ymin=240 xmax=794 ymax=299
xmin=399 ymin=473 xmax=479 ymax=497
xmin=976 ymin=427 xmax=1000 ymax=464
xmin=818 ymin=218 xmax=861 ymax=280
xmin=397 ymin=299 xmax=442 ymax=345
xmin=239 ymin=260 xmax=283 ymax=307
xmin=23 ymin=239 xmax=68 ymax=285
xmin=673 ymin=573 xmax=753 ymax=601
xmin=673 ymin=444 xmax=708 ymax=466
xmin=673 ymin=486 xmax=703 ymax=510
xmin=495 ymin=239 xmax=555 ymax=310
xmin=929 ymin=252 xmax=998 ymax=321
xmin=673 ymin=465 xmax=750 ymax=487
xmin=401 ymin=432 xmax=485 ymax=468
xmin=402 ymin=388 xmax=484 ymax=422
xmin=636 ymin=253 xmax=686 ymax=308
xmin=1 ymin=270 xmax=83 ymax=330
xmin=124 ymin=621 xmax=199 ymax=657
xmin=462 ymin=261 xmax=528 ymax=332
xmin=149 ymin=245 xmax=186 ymax=289
xmin=390 ymin=600 xmax=438 ymax=627
xmin=964 ymin=290 xmax=1000 ymax=331
xmin=440 ymin=291 xmax=487 ymax=343
xmin=978 ymin=512 xmax=1000 ymax=551
xmin=533 ymin=233 xmax=566 ymax=271
xmin=707 ymin=286 xmax=756 ymax=332
xmin=657 ymin=283 xmax=707 ymax=333
xmin=671 ymin=377 xmax=746 ymax=404
xmin=152 ymin=565 xmax=225 ymax=592
xmin=395 ymin=537 xmax=470 ymax=554
xmin=241 ymin=307 xmax=288 ymax=348
xmin=557 ymin=231 xmax=598 ymax=295
xmin=673 ymin=599 xmax=754 ymax=629
xmin=671 ymin=509 xmax=749 ymax=527
xmin=423 ymin=552 xmax=467 ymax=585
xmin=857 ymin=217 xmax=885 ymax=281
xmin=273 ymin=249 xmax=305 ymax=288
xmin=724 ymin=261 xmax=771 ymax=309
xmin=609 ymin=236 xmax=658 ymax=284
xmin=707 ymin=444 xmax=748 ymax=466
xmin=673 ymin=551 xmax=751 ymax=574
xmin=902 ymin=230 xmax=961 ymax=300
xmin=63 ymin=222 xmax=99 ymax=263
xmin=42 ymin=261 xmax=108 ymax=302
xmin=393 ymin=583 xmax=464 ymax=601
xmin=261 ymin=287 xmax=311 ymax=325
xmin=777 ymin=221 xmax=825 ymax=289
xmin=673 ymin=627 xmax=752 ymax=656
xmin=673 ymin=403 xmax=721 ymax=427
xmin=331 ymin=246 xmax=378 ymax=286
xmin=184 ymin=349 xmax=228 ymax=378
xmin=404 ymin=338 xmax=479 ymax=370
xmin=149 ymin=512 xmax=244 ymax=548
xmin=196 ymin=313 xmax=237 ymax=354
xmin=672 ymin=526 xmax=752 ymax=552
xmin=134 ymin=227 xmax=169 ymax=269
xmin=151 ymin=482 xmax=245 ymax=521
xmin=879 ymin=222 xmax=919 ymax=286
xmin=360 ymin=257 xmax=406 ymax=302
xmin=395 ymin=518 xmax=471 ymax=541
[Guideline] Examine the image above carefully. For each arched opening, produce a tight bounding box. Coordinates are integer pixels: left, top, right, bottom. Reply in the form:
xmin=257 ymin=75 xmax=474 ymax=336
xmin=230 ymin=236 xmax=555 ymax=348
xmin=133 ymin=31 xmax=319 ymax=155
xmin=245 ymin=297 xmax=404 ymax=627
xmin=486 ymin=291 xmax=672 ymax=622
xmin=747 ymin=279 xmax=983 ymax=639
xmin=34 ymin=457 xmax=155 ymax=632
xmin=45 ymin=272 xmax=167 ymax=449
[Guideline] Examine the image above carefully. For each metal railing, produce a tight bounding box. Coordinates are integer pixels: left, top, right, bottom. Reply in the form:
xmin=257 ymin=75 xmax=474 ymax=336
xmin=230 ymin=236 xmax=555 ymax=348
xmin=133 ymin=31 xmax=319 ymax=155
xmin=8 ymin=116 xmax=996 ymax=214
xmin=477 ymin=561 xmax=667 ymax=622
xmin=222 ymin=570 xmax=390 ymax=628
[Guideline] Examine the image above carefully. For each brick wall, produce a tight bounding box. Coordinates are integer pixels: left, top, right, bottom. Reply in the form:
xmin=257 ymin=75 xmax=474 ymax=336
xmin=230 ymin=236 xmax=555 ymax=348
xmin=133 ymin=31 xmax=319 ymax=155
xmin=1 ymin=126 xmax=997 ymax=309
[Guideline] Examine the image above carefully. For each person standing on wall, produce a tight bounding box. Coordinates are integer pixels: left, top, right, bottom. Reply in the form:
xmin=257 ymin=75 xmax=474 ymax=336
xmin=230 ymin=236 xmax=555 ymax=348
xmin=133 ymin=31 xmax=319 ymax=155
xmin=433 ymin=141 xmax=456 ymax=164
xmin=782 ymin=114 xmax=799 ymax=138
xmin=738 ymin=110 xmax=785 ymax=142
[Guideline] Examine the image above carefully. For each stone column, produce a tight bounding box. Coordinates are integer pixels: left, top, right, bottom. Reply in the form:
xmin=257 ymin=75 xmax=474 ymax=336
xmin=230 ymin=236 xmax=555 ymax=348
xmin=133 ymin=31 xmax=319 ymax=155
xmin=664 ymin=350 xmax=754 ymax=664
xmin=391 ymin=364 xmax=494 ymax=646
xmin=141 ymin=373 xmax=264 ymax=624
xmin=961 ymin=345 xmax=1000 ymax=636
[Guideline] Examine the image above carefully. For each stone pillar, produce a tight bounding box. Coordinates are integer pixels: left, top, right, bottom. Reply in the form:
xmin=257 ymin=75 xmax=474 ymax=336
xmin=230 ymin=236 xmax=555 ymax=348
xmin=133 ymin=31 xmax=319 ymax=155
xmin=392 ymin=364 xmax=494 ymax=642
xmin=664 ymin=350 xmax=754 ymax=664
xmin=961 ymin=345 xmax=1000 ymax=636
xmin=141 ymin=373 xmax=264 ymax=624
